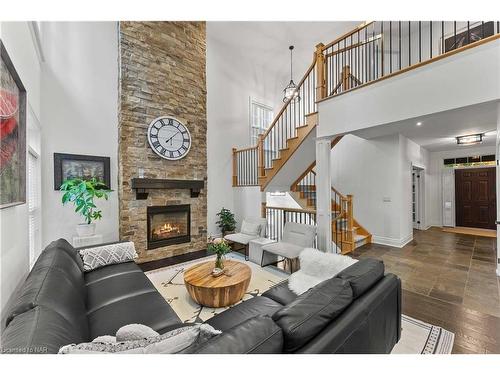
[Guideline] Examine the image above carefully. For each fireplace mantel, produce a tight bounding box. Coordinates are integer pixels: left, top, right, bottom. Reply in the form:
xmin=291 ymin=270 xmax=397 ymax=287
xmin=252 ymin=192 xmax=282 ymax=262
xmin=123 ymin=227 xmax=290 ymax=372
xmin=131 ymin=178 xmax=204 ymax=200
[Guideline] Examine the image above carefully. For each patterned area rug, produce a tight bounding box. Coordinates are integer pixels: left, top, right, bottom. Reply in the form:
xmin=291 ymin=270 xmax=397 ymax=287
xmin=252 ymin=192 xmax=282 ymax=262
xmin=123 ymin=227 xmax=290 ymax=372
xmin=146 ymin=253 xmax=454 ymax=354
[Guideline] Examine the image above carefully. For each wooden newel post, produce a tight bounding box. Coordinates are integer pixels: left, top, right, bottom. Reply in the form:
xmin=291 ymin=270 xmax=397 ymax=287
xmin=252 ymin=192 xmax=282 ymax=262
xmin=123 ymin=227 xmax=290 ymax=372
xmin=342 ymin=65 xmax=351 ymax=91
xmin=232 ymin=148 xmax=238 ymax=187
xmin=261 ymin=202 xmax=266 ymax=219
xmin=257 ymin=134 xmax=265 ymax=179
xmin=315 ymin=43 xmax=326 ymax=100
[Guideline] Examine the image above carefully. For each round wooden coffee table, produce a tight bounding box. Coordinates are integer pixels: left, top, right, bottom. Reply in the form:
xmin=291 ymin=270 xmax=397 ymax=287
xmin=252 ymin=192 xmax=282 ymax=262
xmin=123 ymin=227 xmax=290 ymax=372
xmin=184 ymin=260 xmax=252 ymax=308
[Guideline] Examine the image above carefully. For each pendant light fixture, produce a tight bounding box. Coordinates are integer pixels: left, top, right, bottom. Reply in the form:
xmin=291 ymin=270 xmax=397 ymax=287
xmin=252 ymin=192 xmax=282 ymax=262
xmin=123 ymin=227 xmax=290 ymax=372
xmin=283 ymin=45 xmax=300 ymax=102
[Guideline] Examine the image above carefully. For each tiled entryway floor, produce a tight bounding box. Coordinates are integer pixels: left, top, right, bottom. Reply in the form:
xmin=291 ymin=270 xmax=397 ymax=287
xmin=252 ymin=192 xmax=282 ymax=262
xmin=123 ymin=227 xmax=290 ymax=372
xmin=354 ymin=227 xmax=500 ymax=353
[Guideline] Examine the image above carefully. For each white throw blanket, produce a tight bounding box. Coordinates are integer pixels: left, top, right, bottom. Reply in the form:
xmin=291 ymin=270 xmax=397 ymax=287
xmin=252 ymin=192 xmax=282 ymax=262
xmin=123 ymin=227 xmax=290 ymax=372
xmin=288 ymin=248 xmax=358 ymax=295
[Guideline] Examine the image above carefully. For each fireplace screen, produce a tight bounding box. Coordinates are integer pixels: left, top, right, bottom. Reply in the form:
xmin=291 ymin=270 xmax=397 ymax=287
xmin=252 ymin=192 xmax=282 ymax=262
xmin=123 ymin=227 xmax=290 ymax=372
xmin=147 ymin=205 xmax=190 ymax=249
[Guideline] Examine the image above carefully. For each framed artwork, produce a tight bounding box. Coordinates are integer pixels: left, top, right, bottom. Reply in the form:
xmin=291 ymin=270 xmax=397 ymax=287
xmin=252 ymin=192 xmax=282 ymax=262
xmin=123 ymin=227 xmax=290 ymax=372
xmin=54 ymin=153 xmax=111 ymax=190
xmin=0 ymin=40 xmax=27 ymax=209
xmin=444 ymin=21 xmax=494 ymax=52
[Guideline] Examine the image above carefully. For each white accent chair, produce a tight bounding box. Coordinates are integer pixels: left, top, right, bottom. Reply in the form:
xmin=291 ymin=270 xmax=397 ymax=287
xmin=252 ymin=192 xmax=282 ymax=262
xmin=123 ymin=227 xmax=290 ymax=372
xmin=261 ymin=222 xmax=316 ymax=273
xmin=224 ymin=218 xmax=267 ymax=260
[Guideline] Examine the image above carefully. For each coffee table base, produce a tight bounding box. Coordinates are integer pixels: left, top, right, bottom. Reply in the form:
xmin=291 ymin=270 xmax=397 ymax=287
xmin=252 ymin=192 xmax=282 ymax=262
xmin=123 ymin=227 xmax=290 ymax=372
xmin=184 ymin=260 xmax=252 ymax=308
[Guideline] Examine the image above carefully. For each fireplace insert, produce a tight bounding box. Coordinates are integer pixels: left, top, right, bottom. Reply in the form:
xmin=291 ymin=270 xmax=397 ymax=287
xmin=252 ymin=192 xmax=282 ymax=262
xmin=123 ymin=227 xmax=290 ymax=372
xmin=147 ymin=205 xmax=191 ymax=249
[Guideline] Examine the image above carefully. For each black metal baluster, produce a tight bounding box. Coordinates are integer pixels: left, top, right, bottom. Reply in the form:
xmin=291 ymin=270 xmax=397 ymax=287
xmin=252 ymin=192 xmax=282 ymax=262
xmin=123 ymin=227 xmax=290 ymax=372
xmin=454 ymin=21 xmax=457 ymax=51
xmin=390 ymin=21 xmax=393 ymax=74
xmin=372 ymin=24 xmax=375 ymax=80
xmin=442 ymin=21 xmax=444 ymax=54
xmin=430 ymin=21 xmax=433 ymax=58
xmin=399 ymin=21 xmax=402 ymax=69
xmin=381 ymin=21 xmax=384 ymax=77
xmin=408 ymin=21 xmax=411 ymax=67
xmin=419 ymin=21 xmax=422 ymax=62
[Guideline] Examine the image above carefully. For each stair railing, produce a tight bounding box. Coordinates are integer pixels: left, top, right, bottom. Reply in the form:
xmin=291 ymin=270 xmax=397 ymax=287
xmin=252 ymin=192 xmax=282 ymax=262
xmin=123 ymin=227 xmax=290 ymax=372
xmin=232 ymin=57 xmax=318 ymax=187
xmin=258 ymin=57 xmax=318 ymax=176
xmin=232 ymin=146 xmax=259 ymax=186
xmin=318 ymin=21 xmax=500 ymax=101
xmin=264 ymin=205 xmax=317 ymax=248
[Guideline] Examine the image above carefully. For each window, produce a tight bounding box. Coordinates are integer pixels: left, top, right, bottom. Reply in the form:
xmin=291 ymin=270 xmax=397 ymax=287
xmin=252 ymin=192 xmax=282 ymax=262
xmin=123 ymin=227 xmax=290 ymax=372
xmin=249 ymin=99 xmax=273 ymax=146
xmin=28 ymin=148 xmax=41 ymax=269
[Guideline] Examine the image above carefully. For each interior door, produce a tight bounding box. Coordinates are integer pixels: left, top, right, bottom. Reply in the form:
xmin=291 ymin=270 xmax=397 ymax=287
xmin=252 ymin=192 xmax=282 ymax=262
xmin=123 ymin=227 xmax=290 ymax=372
xmin=455 ymin=167 xmax=496 ymax=229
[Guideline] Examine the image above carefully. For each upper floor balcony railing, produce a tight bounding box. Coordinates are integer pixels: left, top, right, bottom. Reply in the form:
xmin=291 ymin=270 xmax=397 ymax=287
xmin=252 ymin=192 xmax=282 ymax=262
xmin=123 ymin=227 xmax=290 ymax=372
xmin=316 ymin=21 xmax=500 ymax=101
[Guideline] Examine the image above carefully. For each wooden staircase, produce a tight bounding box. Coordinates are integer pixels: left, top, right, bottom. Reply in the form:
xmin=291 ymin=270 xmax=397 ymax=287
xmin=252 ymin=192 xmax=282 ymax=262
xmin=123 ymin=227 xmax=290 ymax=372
xmin=290 ymin=147 xmax=372 ymax=254
xmin=258 ymin=113 xmax=317 ymax=190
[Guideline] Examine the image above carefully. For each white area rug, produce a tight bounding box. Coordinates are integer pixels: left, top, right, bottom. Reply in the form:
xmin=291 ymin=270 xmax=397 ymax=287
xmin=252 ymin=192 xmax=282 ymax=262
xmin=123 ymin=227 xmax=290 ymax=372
xmin=146 ymin=253 xmax=454 ymax=354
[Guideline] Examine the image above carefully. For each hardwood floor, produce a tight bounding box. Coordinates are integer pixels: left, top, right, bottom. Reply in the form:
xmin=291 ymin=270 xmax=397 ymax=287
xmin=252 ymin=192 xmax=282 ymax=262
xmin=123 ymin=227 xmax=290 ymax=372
xmin=353 ymin=227 xmax=500 ymax=354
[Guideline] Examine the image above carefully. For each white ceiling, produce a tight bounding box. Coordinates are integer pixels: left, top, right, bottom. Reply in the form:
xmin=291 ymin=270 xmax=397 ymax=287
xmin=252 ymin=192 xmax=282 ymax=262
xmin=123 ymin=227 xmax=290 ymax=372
xmin=207 ymin=21 xmax=361 ymax=78
xmin=353 ymin=101 xmax=499 ymax=152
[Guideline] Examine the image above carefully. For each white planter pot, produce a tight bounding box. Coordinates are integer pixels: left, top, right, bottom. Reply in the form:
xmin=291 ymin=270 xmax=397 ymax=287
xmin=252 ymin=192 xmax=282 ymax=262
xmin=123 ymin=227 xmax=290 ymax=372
xmin=76 ymin=223 xmax=96 ymax=237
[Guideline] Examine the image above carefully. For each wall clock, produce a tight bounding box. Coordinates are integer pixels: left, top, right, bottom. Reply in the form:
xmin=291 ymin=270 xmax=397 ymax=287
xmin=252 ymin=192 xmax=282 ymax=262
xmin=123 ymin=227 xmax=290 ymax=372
xmin=147 ymin=116 xmax=192 ymax=160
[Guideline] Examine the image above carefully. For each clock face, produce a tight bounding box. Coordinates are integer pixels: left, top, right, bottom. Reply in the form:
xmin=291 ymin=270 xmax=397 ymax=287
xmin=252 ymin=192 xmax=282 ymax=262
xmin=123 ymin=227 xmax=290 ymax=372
xmin=147 ymin=117 xmax=192 ymax=160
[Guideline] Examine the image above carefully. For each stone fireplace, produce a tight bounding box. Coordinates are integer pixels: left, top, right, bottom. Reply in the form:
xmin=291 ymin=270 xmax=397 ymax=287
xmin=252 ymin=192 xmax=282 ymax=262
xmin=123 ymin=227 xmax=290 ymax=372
xmin=118 ymin=21 xmax=207 ymax=263
xmin=147 ymin=205 xmax=191 ymax=249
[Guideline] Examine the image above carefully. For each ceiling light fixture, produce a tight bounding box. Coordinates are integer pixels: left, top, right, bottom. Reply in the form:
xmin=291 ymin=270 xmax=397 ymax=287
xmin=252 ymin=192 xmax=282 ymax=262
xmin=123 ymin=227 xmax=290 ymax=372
xmin=416 ymin=122 xmax=422 ymax=126
xmin=283 ymin=45 xmax=300 ymax=103
xmin=456 ymin=133 xmax=483 ymax=145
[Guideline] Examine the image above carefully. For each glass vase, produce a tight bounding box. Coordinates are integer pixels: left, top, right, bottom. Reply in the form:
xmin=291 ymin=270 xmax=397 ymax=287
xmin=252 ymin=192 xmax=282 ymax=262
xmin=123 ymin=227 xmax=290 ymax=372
xmin=215 ymin=254 xmax=225 ymax=270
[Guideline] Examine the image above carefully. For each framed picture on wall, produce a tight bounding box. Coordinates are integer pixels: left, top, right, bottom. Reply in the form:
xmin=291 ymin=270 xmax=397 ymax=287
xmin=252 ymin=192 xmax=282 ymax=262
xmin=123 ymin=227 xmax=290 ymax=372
xmin=443 ymin=21 xmax=494 ymax=52
xmin=54 ymin=153 xmax=111 ymax=190
xmin=0 ymin=40 xmax=27 ymax=209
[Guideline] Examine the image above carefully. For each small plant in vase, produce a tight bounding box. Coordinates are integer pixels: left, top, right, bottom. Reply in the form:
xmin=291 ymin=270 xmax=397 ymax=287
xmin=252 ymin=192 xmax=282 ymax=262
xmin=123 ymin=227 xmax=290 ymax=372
xmin=216 ymin=207 xmax=236 ymax=237
xmin=60 ymin=178 xmax=112 ymax=237
xmin=207 ymin=237 xmax=231 ymax=276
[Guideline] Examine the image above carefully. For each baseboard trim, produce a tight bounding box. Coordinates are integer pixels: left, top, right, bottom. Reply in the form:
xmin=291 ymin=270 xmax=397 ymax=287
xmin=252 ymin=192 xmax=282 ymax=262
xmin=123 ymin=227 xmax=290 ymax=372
xmin=372 ymin=233 xmax=413 ymax=248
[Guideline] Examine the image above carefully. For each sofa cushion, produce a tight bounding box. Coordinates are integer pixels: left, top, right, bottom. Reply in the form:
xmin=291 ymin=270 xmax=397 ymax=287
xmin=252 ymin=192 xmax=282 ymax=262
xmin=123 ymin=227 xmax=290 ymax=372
xmin=87 ymin=291 xmax=181 ymax=339
xmin=272 ymin=278 xmax=353 ymax=353
xmin=7 ymin=264 xmax=89 ymax=335
xmin=336 ymin=258 xmax=384 ymax=298
xmin=1 ymin=306 xmax=87 ymax=354
xmin=44 ymin=238 xmax=85 ymax=272
xmin=84 ymin=261 xmax=142 ymax=286
xmin=194 ymin=316 xmax=283 ymax=354
xmin=205 ymin=296 xmax=283 ymax=332
xmin=86 ymin=271 xmax=157 ymax=314
xmin=262 ymin=280 xmax=298 ymax=306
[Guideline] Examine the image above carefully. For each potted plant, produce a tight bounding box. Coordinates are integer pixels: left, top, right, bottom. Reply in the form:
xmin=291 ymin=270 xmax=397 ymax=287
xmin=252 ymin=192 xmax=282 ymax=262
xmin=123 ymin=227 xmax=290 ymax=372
xmin=215 ymin=207 xmax=236 ymax=237
xmin=60 ymin=178 xmax=112 ymax=237
xmin=207 ymin=237 xmax=231 ymax=274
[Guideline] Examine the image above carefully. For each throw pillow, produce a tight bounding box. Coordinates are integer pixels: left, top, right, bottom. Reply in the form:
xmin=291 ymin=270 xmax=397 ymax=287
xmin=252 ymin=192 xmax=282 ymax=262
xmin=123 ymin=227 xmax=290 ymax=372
xmin=288 ymin=248 xmax=358 ymax=295
xmin=240 ymin=220 xmax=261 ymax=236
xmin=58 ymin=324 xmax=220 ymax=354
xmin=116 ymin=324 xmax=159 ymax=342
xmin=78 ymin=242 xmax=138 ymax=272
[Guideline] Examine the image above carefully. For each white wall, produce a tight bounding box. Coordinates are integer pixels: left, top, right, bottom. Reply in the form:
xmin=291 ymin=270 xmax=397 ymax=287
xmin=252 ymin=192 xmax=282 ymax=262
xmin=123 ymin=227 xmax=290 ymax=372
xmin=0 ymin=22 xmax=42 ymax=321
xmin=331 ymin=133 xmax=429 ymax=247
xmin=40 ymin=22 xmax=119 ymax=246
xmin=427 ymin=145 xmax=496 ymax=227
xmin=318 ymin=39 xmax=500 ymax=137
xmin=206 ymin=26 xmax=283 ymax=235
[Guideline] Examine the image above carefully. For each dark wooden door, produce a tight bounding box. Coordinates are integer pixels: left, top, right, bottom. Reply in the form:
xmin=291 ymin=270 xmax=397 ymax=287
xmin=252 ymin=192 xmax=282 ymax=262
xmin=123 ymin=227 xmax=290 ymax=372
xmin=455 ymin=168 xmax=496 ymax=229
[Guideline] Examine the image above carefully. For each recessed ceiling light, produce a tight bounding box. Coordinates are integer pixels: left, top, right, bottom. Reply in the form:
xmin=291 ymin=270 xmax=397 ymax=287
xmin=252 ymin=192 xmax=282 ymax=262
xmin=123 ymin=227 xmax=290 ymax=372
xmin=416 ymin=122 xmax=422 ymax=126
xmin=456 ymin=133 xmax=483 ymax=145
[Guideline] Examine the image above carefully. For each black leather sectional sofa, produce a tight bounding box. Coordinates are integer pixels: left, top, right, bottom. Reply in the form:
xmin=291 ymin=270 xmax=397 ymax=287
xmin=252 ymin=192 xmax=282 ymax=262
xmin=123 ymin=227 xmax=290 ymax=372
xmin=1 ymin=239 xmax=401 ymax=354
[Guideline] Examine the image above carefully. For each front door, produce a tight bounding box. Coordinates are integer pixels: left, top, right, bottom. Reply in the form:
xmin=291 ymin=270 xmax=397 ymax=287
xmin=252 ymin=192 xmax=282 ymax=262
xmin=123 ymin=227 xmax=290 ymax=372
xmin=455 ymin=167 xmax=496 ymax=229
